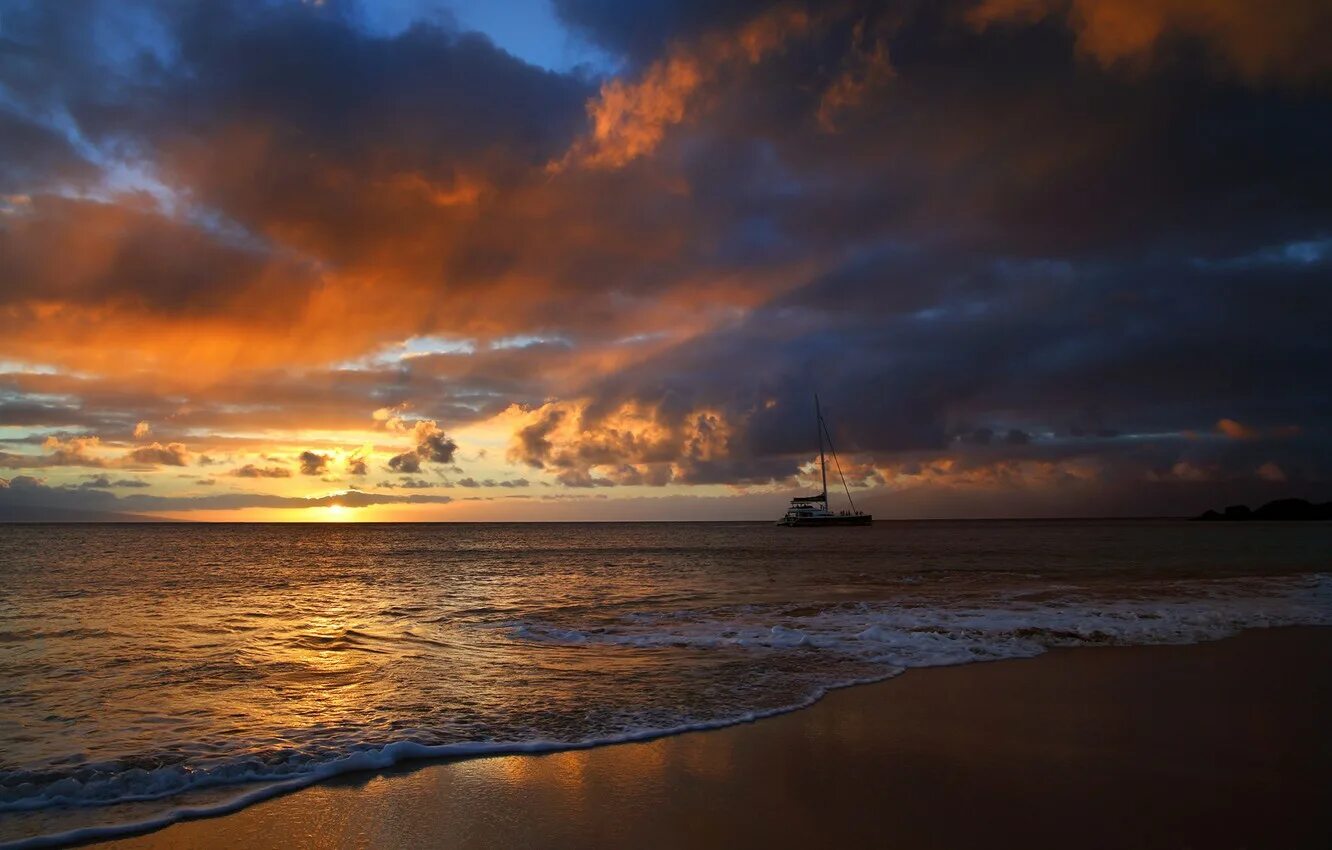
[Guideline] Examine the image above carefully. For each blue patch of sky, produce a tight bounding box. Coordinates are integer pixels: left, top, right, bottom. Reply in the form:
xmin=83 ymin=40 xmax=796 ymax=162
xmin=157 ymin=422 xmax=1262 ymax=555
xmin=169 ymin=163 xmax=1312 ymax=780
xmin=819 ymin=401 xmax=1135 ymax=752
xmin=490 ymin=334 xmax=571 ymax=350
xmin=350 ymin=0 xmax=617 ymax=74
xmin=335 ymin=335 xmax=479 ymax=370
xmin=403 ymin=335 xmax=478 ymax=356
xmin=0 ymin=386 xmax=81 ymax=409
xmin=0 ymin=424 xmax=89 ymax=443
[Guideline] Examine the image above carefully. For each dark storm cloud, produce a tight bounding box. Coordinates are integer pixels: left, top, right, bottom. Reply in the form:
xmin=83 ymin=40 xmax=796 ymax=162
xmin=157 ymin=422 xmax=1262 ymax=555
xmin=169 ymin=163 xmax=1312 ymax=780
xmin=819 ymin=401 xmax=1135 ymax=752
xmin=1 ymin=0 xmax=1328 ymax=516
xmin=512 ymin=241 xmax=1331 ymax=492
xmin=0 ymin=0 xmax=601 ymax=372
xmin=674 ymin=4 xmax=1332 ymax=264
xmin=0 ymin=112 xmax=95 ymax=194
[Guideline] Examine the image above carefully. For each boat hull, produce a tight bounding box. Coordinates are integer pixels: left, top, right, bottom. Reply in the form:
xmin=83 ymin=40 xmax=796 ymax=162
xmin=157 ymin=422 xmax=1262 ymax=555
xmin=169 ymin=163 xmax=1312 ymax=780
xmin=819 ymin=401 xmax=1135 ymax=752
xmin=776 ymin=514 xmax=873 ymax=527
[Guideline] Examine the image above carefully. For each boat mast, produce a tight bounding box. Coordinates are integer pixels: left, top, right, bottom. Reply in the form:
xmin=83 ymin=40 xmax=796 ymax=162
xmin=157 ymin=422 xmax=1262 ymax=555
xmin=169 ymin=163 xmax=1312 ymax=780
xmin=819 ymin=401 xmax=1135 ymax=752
xmin=815 ymin=394 xmax=828 ymax=506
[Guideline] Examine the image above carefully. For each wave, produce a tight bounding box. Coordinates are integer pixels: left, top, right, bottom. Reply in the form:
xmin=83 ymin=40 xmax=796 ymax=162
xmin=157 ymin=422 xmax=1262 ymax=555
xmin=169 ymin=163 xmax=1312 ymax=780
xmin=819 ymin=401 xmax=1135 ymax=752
xmin=506 ymin=574 xmax=1332 ymax=666
xmin=0 ymin=684 xmax=889 ymax=849
xmin=2 ymin=573 xmax=1328 ymax=849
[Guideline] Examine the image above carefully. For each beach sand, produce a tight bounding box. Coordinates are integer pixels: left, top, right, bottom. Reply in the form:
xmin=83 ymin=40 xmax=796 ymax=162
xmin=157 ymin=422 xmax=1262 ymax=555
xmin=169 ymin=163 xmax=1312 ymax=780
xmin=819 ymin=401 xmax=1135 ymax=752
xmin=102 ymin=627 xmax=1331 ymax=849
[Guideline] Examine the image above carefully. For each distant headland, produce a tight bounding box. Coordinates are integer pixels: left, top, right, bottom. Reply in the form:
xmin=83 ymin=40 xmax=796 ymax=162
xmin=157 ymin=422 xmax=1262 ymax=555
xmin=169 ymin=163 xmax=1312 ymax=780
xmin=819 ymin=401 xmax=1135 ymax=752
xmin=1193 ymin=498 xmax=1332 ymax=521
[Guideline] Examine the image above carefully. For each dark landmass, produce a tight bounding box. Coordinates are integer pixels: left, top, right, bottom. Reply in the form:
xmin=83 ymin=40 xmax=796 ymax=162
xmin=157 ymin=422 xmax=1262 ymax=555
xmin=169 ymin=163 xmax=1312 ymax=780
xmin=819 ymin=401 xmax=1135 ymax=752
xmin=1193 ymin=498 xmax=1332 ymax=521
xmin=0 ymin=504 xmax=166 ymax=522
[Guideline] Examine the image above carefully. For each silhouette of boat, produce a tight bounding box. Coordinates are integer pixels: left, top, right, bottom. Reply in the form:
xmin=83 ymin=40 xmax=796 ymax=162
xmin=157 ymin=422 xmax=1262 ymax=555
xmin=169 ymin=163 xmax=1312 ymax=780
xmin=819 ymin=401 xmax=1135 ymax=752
xmin=776 ymin=396 xmax=872 ymax=526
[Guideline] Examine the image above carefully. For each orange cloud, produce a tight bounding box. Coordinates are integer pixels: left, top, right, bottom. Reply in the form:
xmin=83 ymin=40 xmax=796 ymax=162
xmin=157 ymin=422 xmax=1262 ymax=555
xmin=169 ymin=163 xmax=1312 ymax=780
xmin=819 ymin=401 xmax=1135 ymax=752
xmin=817 ymin=19 xmax=896 ymax=132
xmin=556 ymin=5 xmax=813 ymax=170
xmin=1 ymin=436 xmax=193 ymax=470
xmin=1216 ymin=418 xmax=1258 ymax=439
xmin=125 ymin=442 xmax=191 ymax=467
xmin=1256 ymin=461 xmax=1287 ymax=482
xmin=503 ymin=399 xmax=761 ymax=487
xmin=967 ymin=0 xmax=1332 ymax=82
xmin=1216 ymin=419 xmax=1303 ymax=441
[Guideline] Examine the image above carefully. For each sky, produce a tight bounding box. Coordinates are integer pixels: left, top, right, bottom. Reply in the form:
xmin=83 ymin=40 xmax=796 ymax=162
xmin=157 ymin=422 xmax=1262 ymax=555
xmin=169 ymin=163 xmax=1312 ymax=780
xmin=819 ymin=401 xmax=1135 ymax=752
xmin=0 ymin=0 xmax=1329 ymax=521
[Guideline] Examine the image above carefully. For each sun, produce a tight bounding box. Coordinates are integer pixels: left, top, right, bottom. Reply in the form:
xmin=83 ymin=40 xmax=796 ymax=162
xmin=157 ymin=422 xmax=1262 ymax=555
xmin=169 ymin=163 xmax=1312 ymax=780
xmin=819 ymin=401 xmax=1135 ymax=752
xmin=321 ymin=504 xmax=350 ymax=521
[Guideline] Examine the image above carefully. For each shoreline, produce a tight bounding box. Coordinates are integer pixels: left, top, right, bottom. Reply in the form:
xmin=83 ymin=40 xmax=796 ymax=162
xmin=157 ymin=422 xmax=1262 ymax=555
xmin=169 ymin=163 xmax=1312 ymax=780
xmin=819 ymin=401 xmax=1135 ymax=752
xmin=52 ymin=625 xmax=1327 ymax=849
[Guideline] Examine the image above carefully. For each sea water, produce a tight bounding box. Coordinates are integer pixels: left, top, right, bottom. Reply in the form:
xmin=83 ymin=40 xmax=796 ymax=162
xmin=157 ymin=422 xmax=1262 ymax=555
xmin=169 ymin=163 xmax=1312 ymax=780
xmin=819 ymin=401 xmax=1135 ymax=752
xmin=1 ymin=520 xmax=1329 ymax=846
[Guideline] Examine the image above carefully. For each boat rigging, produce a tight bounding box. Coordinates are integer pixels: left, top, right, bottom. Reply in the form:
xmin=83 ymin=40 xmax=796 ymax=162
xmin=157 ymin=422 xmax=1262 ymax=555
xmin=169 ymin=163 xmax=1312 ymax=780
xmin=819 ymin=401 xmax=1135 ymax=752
xmin=776 ymin=396 xmax=872 ymax=527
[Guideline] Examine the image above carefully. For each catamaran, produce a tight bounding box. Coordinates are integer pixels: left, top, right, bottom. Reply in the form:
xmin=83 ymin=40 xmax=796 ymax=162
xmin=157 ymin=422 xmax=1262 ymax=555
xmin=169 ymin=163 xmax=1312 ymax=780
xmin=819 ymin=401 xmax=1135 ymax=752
xmin=776 ymin=396 xmax=872 ymax=526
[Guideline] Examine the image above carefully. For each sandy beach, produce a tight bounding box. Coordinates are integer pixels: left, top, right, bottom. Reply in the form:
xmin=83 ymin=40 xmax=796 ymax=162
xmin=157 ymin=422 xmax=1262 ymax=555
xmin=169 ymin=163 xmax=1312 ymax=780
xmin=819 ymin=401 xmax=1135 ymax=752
xmin=93 ymin=626 xmax=1330 ymax=850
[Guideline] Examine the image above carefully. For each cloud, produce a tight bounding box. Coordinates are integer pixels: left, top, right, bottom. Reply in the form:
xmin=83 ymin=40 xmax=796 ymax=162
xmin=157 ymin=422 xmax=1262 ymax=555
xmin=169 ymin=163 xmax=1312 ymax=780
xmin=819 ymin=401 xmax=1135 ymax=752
xmin=0 ymin=477 xmax=453 ymax=514
xmin=133 ymin=421 xmax=151 ymax=439
xmin=555 ymin=4 xmax=812 ymax=170
xmin=381 ymin=421 xmax=458 ymax=472
xmin=1215 ymin=419 xmax=1301 ymax=441
xmin=817 ymin=19 xmax=895 ymax=132
xmin=505 ymin=398 xmax=792 ymax=487
xmin=413 ymin=421 xmax=458 ymax=463
xmin=78 ymin=475 xmax=150 ymax=489
xmin=0 ymin=436 xmax=192 ymax=469
xmin=387 ymin=452 xmax=422 ymax=474
xmin=231 ymin=464 xmax=291 ymax=478
xmin=298 ymin=450 xmax=330 ymax=476
xmin=1256 ymin=461 xmax=1287 ymax=483
xmin=378 ymin=478 xmax=434 ymax=489
xmin=126 ymin=442 xmax=190 ymax=467
xmin=966 ymin=0 xmax=1332 ymax=82
xmin=1217 ymin=418 xmax=1258 ymax=439
xmin=56 ymin=437 xmax=106 ymax=466
xmin=0 ymin=0 xmax=1327 ymax=518
xmin=0 ymin=2 xmax=592 ymax=377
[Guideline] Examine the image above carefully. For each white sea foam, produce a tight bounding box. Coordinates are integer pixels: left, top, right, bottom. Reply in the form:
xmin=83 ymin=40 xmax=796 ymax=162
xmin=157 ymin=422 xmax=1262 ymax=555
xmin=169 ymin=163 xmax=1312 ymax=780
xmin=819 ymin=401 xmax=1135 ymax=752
xmin=2 ymin=573 xmax=1328 ymax=849
xmin=506 ymin=573 xmax=1332 ymax=668
xmin=0 ymin=683 xmax=888 ymax=850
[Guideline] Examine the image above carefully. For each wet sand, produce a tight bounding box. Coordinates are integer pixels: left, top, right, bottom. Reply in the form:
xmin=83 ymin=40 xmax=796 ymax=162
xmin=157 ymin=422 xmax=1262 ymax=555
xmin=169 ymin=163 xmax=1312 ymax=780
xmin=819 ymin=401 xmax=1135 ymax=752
xmin=103 ymin=627 xmax=1331 ymax=849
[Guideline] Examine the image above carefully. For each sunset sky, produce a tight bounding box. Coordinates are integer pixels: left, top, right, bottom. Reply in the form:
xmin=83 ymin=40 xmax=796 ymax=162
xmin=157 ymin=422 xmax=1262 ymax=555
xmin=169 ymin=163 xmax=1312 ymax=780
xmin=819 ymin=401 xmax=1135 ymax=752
xmin=1 ymin=0 xmax=1329 ymax=521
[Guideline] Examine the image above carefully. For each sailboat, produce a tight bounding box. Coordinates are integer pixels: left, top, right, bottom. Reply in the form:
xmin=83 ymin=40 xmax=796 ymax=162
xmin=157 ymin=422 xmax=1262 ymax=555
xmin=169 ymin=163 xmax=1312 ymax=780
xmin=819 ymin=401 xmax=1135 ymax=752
xmin=776 ymin=396 xmax=872 ymax=526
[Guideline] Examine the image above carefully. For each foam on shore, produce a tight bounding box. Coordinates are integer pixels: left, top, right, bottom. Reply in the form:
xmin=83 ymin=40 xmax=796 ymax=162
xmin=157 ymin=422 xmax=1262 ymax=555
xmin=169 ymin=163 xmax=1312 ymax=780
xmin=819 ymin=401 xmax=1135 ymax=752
xmin=3 ymin=572 xmax=1328 ymax=849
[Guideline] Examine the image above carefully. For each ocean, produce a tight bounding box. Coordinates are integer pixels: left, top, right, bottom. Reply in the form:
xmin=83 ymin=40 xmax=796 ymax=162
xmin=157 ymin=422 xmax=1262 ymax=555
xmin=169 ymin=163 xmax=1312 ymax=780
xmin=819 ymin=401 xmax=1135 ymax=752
xmin=1 ymin=520 xmax=1329 ymax=847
